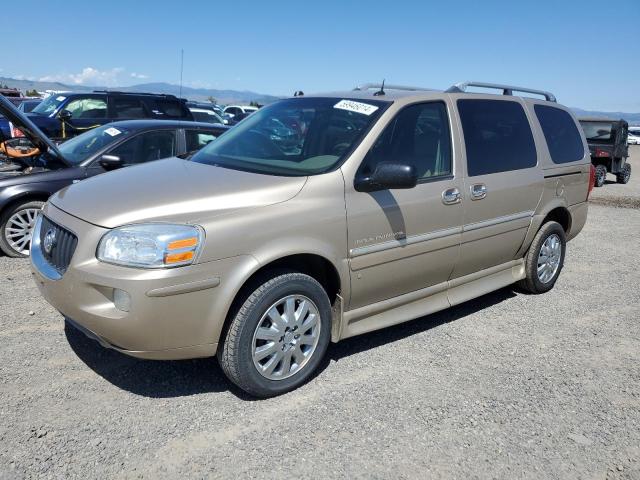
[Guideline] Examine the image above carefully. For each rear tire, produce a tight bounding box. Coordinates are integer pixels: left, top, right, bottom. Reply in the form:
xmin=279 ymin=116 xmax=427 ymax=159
xmin=616 ymin=163 xmax=631 ymax=184
xmin=219 ymin=272 xmax=331 ymax=398
xmin=0 ymin=200 xmax=44 ymax=258
xmin=517 ymin=221 xmax=566 ymax=294
xmin=594 ymin=164 xmax=607 ymax=187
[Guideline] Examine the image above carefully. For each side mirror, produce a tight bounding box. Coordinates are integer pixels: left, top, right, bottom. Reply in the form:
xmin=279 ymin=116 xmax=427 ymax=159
xmin=99 ymin=154 xmax=124 ymax=171
xmin=354 ymin=163 xmax=418 ymax=193
xmin=58 ymin=109 xmax=72 ymax=121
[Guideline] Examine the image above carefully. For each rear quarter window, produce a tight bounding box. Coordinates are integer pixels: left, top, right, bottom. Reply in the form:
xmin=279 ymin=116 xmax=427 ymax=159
xmin=534 ymin=105 xmax=584 ymax=163
xmin=457 ymin=99 xmax=537 ymax=176
xmin=143 ymin=98 xmax=190 ymax=118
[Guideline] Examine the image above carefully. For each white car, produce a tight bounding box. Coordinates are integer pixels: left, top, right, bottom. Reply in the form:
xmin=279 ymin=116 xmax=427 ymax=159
xmin=629 ymin=129 xmax=640 ymax=145
xmin=222 ymin=105 xmax=259 ymax=119
xmin=188 ymin=108 xmax=227 ymax=125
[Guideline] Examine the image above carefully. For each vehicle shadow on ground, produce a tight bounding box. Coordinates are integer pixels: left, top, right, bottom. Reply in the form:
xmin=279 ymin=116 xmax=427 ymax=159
xmin=65 ymin=287 xmax=516 ymax=400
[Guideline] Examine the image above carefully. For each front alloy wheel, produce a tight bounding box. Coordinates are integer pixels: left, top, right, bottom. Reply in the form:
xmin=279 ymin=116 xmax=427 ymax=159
xmin=251 ymin=295 xmax=321 ymax=380
xmin=0 ymin=201 xmax=44 ymax=257
xmin=220 ymin=272 xmax=331 ymax=397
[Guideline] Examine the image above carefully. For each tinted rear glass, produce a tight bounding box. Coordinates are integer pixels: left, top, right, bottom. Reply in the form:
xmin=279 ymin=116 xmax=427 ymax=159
xmin=535 ymin=105 xmax=584 ymax=163
xmin=579 ymin=121 xmax=614 ymax=143
xmin=457 ymin=99 xmax=537 ymax=176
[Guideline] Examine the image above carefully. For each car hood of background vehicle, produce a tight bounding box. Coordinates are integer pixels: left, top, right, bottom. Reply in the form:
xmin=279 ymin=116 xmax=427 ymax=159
xmin=49 ymin=158 xmax=307 ymax=228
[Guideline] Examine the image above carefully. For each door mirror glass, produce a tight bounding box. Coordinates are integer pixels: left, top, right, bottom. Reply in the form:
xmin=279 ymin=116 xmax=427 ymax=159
xmin=355 ymin=162 xmax=418 ymax=192
xmin=99 ymin=154 xmax=124 ymax=170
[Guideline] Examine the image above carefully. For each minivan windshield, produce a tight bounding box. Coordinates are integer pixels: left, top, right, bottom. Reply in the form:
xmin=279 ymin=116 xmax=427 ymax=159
xmin=31 ymin=95 xmax=68 ymax=115
xmin=58 ymin=124 xmax=130 ymax=165
xmin=191 ymin=97 xmax=388 ymax=176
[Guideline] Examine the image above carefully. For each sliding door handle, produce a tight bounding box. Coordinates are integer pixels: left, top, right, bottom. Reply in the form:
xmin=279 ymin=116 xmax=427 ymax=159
xmin=470 ymin=183 xmax=487 ymax=200
xmin=442 ymin=188 xmax=461 ymax=205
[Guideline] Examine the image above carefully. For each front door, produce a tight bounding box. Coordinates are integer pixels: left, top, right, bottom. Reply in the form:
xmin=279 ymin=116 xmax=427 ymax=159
xmin=452 ymin=98 xmax=544 ymax=279
xmin=345 ymin=101 xmax=463 ymax=309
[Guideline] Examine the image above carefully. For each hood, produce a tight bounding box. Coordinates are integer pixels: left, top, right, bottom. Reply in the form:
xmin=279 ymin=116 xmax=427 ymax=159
xmin=0 ymin=96 xmax=66 ymax=164
xmin=50 ymin=158 xmax=307 ymax=228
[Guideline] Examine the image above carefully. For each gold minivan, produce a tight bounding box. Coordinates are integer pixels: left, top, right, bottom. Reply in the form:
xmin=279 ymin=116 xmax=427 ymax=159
xmin=31 ymin=82 xmax=595 ymax=397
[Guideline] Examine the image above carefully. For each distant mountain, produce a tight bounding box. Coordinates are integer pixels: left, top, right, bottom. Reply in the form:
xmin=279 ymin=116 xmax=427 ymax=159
xmin=0 ymin=77 xmax=280 ymax=105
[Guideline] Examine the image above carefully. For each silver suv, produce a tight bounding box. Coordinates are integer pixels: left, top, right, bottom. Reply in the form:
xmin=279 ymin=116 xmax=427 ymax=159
xmin=31 ymin=82 xmax=594 ymax=397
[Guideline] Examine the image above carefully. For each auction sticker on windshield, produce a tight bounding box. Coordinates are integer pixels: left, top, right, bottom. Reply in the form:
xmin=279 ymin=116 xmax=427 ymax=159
xmin=104 ymin=127 xmax=122 ymax=137
xmin=334 ymin=100 xmax=379 ymax=116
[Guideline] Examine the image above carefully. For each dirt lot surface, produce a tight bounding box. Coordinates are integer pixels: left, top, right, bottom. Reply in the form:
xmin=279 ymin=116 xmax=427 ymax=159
xmin=1 ymin=148 xmax=639 ymax=479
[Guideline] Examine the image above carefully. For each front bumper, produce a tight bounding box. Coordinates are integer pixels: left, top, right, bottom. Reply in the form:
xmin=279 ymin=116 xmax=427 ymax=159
xmin=31 ymin=203 xmax=258 ymax=359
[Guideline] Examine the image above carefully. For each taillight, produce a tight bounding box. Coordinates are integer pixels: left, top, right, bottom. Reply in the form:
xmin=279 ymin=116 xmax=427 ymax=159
xmin=595 ymin=148 xmax=609 ymax=158
xmin=587 ymin=164 xmax=596 ymax=199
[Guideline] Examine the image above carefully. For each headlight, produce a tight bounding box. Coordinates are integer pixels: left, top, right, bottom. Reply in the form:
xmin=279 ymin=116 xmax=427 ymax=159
xmin=97 ymin=224 xmax=203 ymax=268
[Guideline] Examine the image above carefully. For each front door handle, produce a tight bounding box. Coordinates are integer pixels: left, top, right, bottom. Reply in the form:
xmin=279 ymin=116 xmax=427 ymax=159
xmin=442 ymin=187 xmax=461 ymax=205
xmin=470 ymin=183 xmax=487 ymax=200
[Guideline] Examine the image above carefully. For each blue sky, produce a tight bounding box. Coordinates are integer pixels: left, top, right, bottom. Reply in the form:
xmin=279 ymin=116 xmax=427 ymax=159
xmin=2 ymin=0 xmax=639 ymax=111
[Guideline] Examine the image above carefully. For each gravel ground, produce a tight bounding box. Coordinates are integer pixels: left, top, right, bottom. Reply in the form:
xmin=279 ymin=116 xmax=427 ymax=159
xmin=1 ymin=177 xmax=640 ymax=479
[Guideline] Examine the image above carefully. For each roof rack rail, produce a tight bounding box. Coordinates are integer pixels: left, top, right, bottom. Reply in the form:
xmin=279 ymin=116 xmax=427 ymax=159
xmin=353 ymin=83 xmax=434 ymax=92
xmin=446 ymin=81 xmax=556 ymax=103
xmin=92 ymin=90 xmax=179 ymax=99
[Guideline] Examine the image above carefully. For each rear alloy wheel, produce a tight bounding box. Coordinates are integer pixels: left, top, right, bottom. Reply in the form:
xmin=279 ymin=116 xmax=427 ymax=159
xmin=518 ymin=221 xmax=566 ymax=294
xmin=0 ymin=201 xmax=44 ymax=257
xmin=616 ymin=163 xmax=631 ymax=184
xmin=594 ymin=164 xmax=607 ymax=187
xmin=219 ymin=272 xmax=331 ymax=398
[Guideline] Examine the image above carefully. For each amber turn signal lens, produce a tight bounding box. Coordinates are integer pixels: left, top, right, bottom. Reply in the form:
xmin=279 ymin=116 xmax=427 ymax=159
xmin=168 ymin=237 xmax=198 ymax=250
xmin=164 ymin=251 xmax=195 ymax=264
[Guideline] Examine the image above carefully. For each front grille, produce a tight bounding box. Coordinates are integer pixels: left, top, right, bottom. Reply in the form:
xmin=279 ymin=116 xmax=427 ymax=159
xmin=39 ymin=216 xmax=78 ymax=275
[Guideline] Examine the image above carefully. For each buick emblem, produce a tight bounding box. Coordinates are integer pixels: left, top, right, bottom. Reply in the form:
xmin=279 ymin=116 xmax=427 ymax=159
xmin=43 ymin=229 xmax=57 ymax=254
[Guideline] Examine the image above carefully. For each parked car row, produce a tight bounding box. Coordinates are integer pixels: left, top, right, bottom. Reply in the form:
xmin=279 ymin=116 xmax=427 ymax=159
xmin=20 ymin=81 xmax=593 ymax=397
xmin=0 ymin=95 xmax=228 ymax=256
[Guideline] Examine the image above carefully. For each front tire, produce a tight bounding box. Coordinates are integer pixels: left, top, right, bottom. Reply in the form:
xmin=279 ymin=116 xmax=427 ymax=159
xmin=219 ymin=272 xmax=331 ymax=398
xmin=594 ymin=164 xmax=607 ymax=187
xmin=518 ymin=221 xmax=566 ymax=294
xmin=0 ymin=200 xmax=44 ymax=257
xmin=617 ymin=163 xmax=631 ymax=184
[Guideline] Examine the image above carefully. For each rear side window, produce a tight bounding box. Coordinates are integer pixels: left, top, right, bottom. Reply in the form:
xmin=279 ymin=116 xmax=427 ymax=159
xmin=144 ymin=99 xmax=189 ymax=118
xmin=457 ymin=99 xmax=537 ymax=176
xmin=534 ymin=105 xmax=584 ymax=163
xmin=113 ymin=98 xmax=146 ymax=119
xmin=186 ymin=130 xmax=218 ymax=152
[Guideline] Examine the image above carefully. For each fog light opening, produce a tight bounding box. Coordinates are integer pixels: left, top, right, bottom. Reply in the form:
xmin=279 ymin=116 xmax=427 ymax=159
xmin=113 ymin=289 xmax=131 ymax=312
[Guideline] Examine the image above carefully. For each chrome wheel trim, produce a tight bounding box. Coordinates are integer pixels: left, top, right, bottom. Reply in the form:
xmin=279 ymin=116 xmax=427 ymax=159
xmin=537 ymin=233 xmax=562 ymax=284
xmin=597 ymin=166 xmax=606 ymax=184
xmin=251 ymin=294 xmax=321 ymax=381
xmin=4 ymin=208 xmax=40 ymax=256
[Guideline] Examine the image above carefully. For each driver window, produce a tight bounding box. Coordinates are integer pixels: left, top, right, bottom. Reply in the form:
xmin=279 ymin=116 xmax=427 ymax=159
xmin=63 ymin=98 xmax=107 ymax=119
xmin=359 ymin=102 xmax=452 ymax=180
xmin=108 ymin=130 xmax=176 ymax=166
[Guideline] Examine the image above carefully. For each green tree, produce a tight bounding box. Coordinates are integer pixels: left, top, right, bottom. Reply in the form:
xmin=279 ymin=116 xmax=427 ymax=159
xmin=207 ymin=96 xmax=217 ymax=104
xmin=25 ymin=89 xmax=39 ymax=97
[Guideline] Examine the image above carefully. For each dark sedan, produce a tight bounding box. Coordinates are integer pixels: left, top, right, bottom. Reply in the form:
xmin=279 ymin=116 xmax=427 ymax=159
xmin=0 ymin=96 xmax=228 ymax=257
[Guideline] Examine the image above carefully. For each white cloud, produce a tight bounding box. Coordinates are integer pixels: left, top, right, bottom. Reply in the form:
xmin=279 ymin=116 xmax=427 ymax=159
xmin=39 ymin=67 xmax=125 ymax=86
xmin=130 ymin=72 xmax=149 ymax=80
